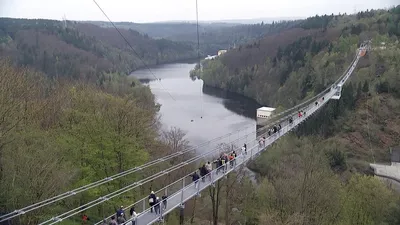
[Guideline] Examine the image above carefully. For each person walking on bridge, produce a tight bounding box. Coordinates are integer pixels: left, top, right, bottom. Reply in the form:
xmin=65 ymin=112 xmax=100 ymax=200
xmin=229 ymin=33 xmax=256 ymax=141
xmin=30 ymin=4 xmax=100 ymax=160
xmin=199 ymin=164 xmax=207 ymax=182
xmin=116 ymin=206 xmax=126 ymax=221
xmin=191 ymin=171 xmax=200 ymax=188
xmin=109 ymin=216 xmax=117 ymax=225
xmin=154 ymin=197 xmax=161 ymax=215
xmin=241 ymin=144 xmax=247 ymax=155
xmin=129 ymin=207 xmax=138 ymax=225
xmin=205 ymin=161 xmax=213 ymax=181
xmin=149 ymin=191 xmax=156 ymax=213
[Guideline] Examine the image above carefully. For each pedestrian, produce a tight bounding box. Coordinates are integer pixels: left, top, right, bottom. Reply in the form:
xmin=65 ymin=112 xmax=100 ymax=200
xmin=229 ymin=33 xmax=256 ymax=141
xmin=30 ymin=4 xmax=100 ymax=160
xmin=223 ymin=153 xmax=228 ymax=172
xmin=149 ymin=191 xmax=156 ymax=213
xmin=154 ymin=197 xmax=161 ymax=215
xmin=109 ymin=216 xmax=118 ymax=225
xmin=82 ymin=214 xmax=89 ymax=225
xmin=199 ymin=165 xmax=207 ymax=182
xmin=205 ymin=161 xmax=212 ymax=181
xmin=191 ymin=171 xmax=200 ymax=188
xmin=229 ymin=153 xmax=234 ymax=167
xmin=116 ymin=206 xmax=126 ymax=221
xmin=130 ymin=207 xmax=138 ymax=225
xmin=162 ymin=195 xmax=168 ymax=210
xmin=117 ymin=214 xmax=126 ymax=224
xmin=241 ymin=144 xmax=247 ymax=155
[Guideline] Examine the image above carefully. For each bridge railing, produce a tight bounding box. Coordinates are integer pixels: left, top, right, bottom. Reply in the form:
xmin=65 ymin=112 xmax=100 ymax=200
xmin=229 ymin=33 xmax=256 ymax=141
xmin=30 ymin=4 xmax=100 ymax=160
xmin=257 ymin=47 xmax=363 ymax=129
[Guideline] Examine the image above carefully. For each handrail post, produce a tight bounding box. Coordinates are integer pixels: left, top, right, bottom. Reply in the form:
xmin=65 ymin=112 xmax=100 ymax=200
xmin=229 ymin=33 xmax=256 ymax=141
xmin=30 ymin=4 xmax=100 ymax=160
xmin=159 ymin=196 xmax=164 ymax=222
xmin=142 ymin=198 xmax=145 ymax=213
xmin=180 ymin=178 xmax=185 ymax=205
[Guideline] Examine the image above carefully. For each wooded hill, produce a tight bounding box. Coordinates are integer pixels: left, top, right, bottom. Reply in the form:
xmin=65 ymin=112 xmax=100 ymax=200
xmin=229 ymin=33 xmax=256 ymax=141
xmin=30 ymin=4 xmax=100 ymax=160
xmin=88 ymin=20 xmax=302 ymax=55
xmin=193 ymin=6 xmax=400 ymax=167
xmin=0 ymin=18 xmax=197 ymax=80
xmin=196 ymin=7 xmax=400 ymax=107
xmin=181 ymin=7 xmax=400 ymax=225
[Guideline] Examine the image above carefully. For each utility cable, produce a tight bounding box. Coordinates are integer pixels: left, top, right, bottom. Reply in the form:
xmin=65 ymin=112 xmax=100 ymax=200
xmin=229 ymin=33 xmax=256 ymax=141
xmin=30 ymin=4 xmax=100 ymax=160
xmin=195 ymin=0 xmax=204 ymax=118
xmin=92 ymin=0 xmax=176 ymax=101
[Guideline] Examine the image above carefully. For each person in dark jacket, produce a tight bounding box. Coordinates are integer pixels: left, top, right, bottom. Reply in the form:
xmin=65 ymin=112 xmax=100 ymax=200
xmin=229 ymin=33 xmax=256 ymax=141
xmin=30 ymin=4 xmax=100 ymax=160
xmin=213 ymin=158 xmax=222 ymax=174
xmin=199 ymin=165 xmax=207 ymax=182
xmin=162 ymin=195 xmax=168 ymax=210
xmin=148 ymin=191 xmax=156 ymax=213
xmin=191 ymin=172 xmax=200 ymax=188
xmin=116 ymin=206 xmax=126 ymax=220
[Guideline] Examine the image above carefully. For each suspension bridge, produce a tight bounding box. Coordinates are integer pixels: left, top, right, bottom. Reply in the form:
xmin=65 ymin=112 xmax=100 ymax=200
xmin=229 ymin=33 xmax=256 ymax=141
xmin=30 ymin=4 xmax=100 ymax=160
xmin=0 ymin=42 xmax=369 ymax=225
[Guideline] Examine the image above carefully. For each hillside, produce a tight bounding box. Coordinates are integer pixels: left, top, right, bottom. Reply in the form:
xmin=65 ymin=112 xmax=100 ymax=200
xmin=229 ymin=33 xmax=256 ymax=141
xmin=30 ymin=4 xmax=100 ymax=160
xmin=194 ymin=8 xmax=400 ymax=106
xmin=88 ymin=20 xmax=302 ymax=55
xmin=179 ymin=7 xmax=400 ymax=225
xmin=192 ymin=6 xmax=400 ymax=164
xmin=0 ymin=18 xmax=197 ymax=80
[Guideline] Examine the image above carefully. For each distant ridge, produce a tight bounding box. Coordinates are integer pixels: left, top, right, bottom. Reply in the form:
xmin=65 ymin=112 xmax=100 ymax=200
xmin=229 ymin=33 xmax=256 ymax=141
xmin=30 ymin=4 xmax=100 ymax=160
xmin=154 ymin=17 xmax=305 ymax=24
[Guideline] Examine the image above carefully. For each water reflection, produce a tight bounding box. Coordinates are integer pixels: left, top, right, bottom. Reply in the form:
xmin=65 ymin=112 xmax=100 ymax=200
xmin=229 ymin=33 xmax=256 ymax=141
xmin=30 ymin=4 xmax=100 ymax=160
xmin=129 ymin=63 xmax=258 ymax=151
xmin=202 ymin=85 xmax=260 ymax=120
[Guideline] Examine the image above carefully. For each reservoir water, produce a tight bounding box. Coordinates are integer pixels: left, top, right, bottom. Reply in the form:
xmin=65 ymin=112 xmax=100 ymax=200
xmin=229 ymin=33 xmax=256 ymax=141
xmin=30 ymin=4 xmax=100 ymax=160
xmin=130 ymin=62 xmax=260 ymax=154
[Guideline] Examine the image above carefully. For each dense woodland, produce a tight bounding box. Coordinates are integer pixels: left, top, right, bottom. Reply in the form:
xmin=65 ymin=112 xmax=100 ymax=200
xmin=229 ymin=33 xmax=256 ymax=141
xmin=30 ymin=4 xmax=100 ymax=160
xmin=92 ymin=20 xmax=303 ymax=55
xmin=183 ymin=6 xmax=400 ymax=225
xmin=0 ymin=18 xmax=197 ymax=80
xmin=2 ymin=6 xmax=400 ymax=225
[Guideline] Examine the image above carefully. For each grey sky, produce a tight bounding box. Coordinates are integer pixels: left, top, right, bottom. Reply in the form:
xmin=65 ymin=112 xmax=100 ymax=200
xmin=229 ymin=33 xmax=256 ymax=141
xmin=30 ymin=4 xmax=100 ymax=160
xmin=0 ymin=0 xmax=398 ymax=23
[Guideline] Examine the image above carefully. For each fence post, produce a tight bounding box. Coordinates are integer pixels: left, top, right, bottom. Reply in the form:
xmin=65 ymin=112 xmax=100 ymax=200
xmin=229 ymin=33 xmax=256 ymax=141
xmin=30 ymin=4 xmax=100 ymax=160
xmin=180 ymin=178 xmax=185 ymax=204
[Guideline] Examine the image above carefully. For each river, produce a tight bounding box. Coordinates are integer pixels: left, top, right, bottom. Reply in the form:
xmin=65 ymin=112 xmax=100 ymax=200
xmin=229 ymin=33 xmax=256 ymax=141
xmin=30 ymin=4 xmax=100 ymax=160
xmin=129 ymin=62 xmax=260 ymax=155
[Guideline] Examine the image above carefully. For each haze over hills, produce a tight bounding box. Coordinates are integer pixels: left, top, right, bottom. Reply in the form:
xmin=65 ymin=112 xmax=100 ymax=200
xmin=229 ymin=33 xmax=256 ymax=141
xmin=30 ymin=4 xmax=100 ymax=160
xmin=155 ymin=16 xmax=305 ymax=24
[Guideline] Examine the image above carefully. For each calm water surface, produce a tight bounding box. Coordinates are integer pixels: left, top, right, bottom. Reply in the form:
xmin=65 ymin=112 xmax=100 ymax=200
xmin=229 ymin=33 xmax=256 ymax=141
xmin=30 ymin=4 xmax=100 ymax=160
xmin=130 ymin=63 xmax=260 ymax=153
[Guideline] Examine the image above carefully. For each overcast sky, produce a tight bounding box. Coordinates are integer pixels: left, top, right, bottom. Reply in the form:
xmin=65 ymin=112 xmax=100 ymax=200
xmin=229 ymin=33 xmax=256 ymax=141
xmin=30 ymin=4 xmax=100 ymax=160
xmin=0 ymin=0 xmax=398 ymax=23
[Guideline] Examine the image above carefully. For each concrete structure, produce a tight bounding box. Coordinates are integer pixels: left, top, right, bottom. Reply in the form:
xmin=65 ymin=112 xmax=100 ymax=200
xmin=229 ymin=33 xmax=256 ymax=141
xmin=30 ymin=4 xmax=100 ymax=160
xmin=256 ymin=107 xmax=275 ymax=118
xmin=256 ymin=107 xmax=276 ymax=132
xmin=370 ymin=147 xmax=400 ymax=191
xmin=217 ymin=50 xmax=227 ymax=56
xmin=390 ymin=147 xmax=400 ymax=166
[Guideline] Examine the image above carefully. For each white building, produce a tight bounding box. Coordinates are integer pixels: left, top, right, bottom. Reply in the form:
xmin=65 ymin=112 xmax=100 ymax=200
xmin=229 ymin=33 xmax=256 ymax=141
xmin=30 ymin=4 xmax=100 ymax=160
xmin=256 ymin=107 xmax=276 ymax=118
xmin=205 ymin=55 xmax=217 ymax=60
xmin=218 ymin=50 xmax=227 ymax=56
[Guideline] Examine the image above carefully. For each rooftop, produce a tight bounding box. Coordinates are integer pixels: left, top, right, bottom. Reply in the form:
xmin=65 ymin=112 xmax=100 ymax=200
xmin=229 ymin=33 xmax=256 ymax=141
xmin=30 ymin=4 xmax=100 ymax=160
xmin=257 ymin=107 xmax=276 ymax=112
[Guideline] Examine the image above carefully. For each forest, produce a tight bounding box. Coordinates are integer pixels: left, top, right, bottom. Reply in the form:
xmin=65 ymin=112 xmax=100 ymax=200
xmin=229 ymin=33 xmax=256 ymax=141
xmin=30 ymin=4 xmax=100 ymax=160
xmin=182 ymin=6 xmax=400 ymax=225
xmin=90 ymin=20 xmax=303 ymax=55
xmin=0 ymin=18 xmax=197 ymax=81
